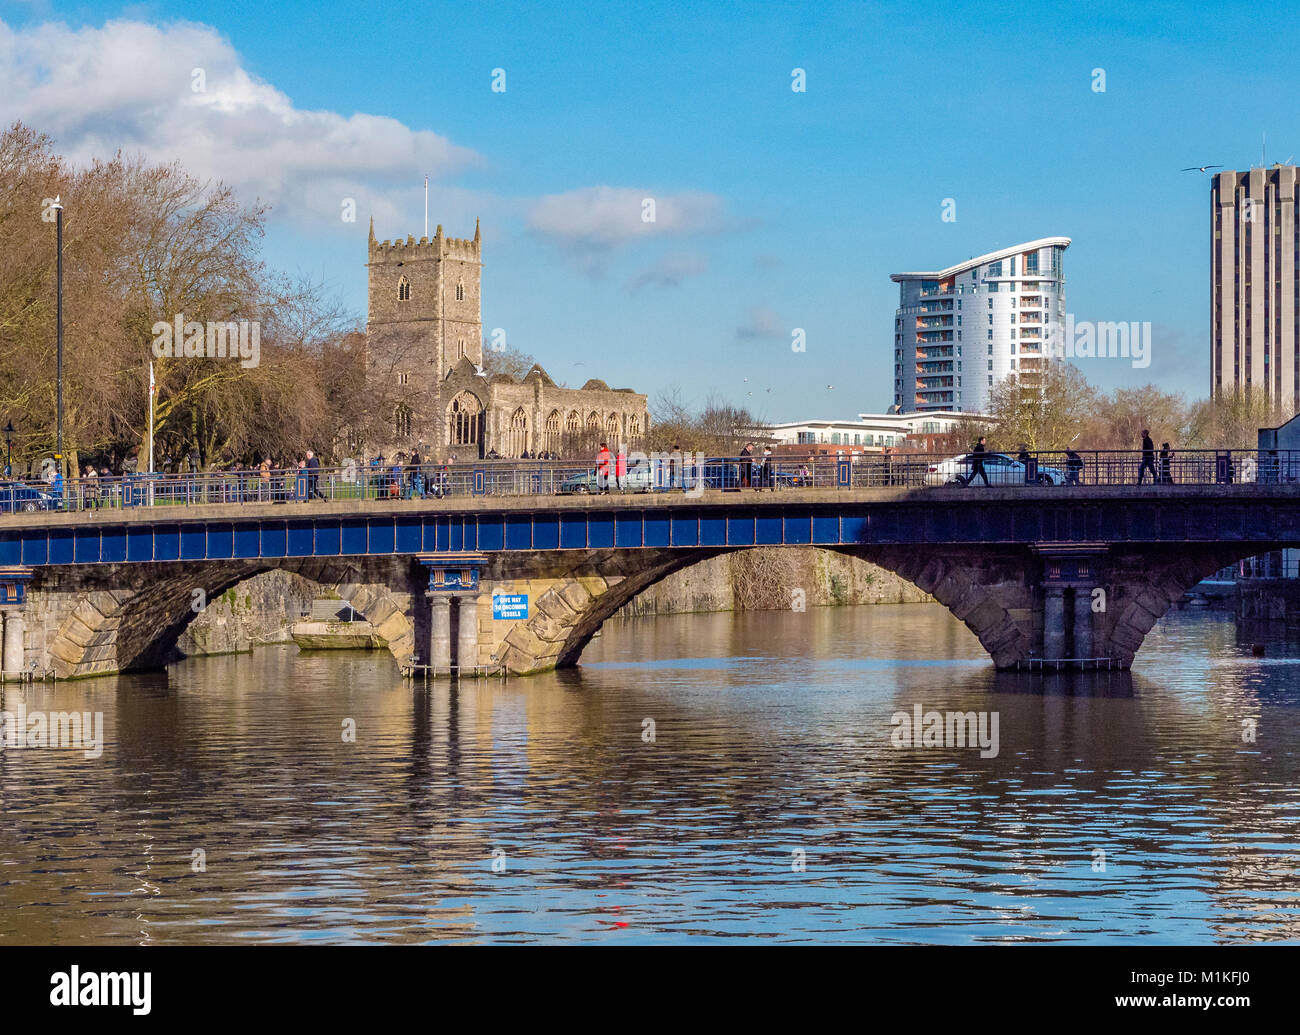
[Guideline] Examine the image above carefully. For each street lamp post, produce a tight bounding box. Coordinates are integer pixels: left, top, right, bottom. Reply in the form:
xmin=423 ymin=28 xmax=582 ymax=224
xmin=52 ymin=197 xmax=64 ymax=471
xmin=3 ymin=420 xmax=13 ymax=478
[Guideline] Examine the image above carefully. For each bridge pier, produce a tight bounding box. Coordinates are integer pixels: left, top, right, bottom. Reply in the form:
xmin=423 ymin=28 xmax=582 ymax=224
xmin=456 ymin=593 xmax=479 ymax=674
xmin=0 ymin=567 xmax=31 ymax=680
xmin=1073 ymin=589 xmax=1094 ymax=659
xmin=2 ymin=610 xmax=24 ymax=680
xmin=427 ymin=594 xmax=452 ymax=672
xmin=1043 ymin=587 xmax=1066 ymax=661
xmin=1033 ymin=545 xmax=1108 ymax=665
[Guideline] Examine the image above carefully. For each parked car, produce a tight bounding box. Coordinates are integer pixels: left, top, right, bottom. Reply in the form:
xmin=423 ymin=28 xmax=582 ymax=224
xmin=0 ymin=480 xmax=58 ymax=512
xmin=925 ymin=452 xmax=1067 ymax=487
xmin=699 ymin=458 xmax=741 ymax=490
xmin=557 ymin=458 xmax=654 ymax=494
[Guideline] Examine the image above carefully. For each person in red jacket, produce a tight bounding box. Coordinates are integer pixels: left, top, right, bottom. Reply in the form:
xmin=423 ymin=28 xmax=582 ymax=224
xmin=597 ymin=441 xmax=611 ymax=494
xmin=615 ymin=444 xmax=627 ymax=491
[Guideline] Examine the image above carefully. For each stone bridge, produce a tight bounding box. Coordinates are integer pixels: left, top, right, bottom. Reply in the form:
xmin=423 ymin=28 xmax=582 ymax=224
xmin=0 ymin=484 xmax=1291 ymax=680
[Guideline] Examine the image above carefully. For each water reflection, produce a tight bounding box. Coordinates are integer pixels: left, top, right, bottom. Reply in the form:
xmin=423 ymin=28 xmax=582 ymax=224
xmin=1 ymin=604 xmax=1297 ymax=944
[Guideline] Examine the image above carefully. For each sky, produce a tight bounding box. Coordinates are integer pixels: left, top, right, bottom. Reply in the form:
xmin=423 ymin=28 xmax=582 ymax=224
xmin=1 ymin=0 xmax=1296 ymax=422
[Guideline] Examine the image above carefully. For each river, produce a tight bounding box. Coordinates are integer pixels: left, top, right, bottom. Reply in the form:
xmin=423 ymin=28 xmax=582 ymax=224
xmin=2 ymin=603 xmax=1298 ymax=944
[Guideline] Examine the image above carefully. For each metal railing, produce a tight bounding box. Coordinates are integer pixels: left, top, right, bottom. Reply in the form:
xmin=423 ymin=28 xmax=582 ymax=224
xmin=2 ymin=448 xmax=1300 ymax=514
xmin=1212 ymin=556 xmax=1300 ymax=581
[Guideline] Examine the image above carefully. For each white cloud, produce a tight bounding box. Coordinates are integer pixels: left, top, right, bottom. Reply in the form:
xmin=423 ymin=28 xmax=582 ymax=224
xmin=0 ymin=17 xmax=479 ymax=229
xmin=527 ymin=186 xmax=727 ymax=249
xmin=626 ymin=251 xmax=708 ymax=292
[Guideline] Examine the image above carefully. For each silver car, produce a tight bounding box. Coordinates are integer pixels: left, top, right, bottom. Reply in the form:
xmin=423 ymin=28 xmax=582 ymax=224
xmin=926 ymin=452 xmax=1066 ymax=486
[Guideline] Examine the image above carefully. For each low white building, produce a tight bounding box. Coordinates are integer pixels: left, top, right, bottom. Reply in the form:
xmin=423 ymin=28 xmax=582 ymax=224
xmin=755 ymin=411 xmax=995 ymax=452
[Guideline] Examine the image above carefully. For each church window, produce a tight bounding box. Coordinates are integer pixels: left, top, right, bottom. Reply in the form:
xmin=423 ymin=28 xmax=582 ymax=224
xmin=398 ymin=276 xmax=410 ymax=302
xmin=545 ymin=410 xmax=562 ymax=452
xmin=456 ymin=281 xmax=465 ymax=301
xmin=448 ymin=392 xmax=483 ymax=447
xmin=508 ymin=408 xmax=528 ymax=457
xmin=394 ymin=404 xmax=412 ymax=438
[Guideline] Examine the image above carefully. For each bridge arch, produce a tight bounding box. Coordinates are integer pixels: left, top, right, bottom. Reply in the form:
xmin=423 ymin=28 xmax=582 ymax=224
xmin=44 ymin=559 xmax=418 ymax=679
xmin=513 ymin=545 xmax=1035 ymax=671
xmin=492 ymin=542 xmax=1262 ymax=674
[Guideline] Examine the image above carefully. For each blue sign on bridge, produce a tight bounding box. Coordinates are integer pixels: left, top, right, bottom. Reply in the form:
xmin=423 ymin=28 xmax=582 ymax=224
xmin=492 ymin=594 xmax=529 ymax=620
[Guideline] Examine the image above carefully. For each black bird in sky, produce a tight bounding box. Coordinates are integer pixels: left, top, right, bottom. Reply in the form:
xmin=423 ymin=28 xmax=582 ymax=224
xmin=1181 ymin=164 xmax=1223 ymax=172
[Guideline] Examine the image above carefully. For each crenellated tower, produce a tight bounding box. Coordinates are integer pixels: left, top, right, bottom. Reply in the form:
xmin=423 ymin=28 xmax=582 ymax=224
xmin=367 ymin=217 xmax=483 ymax=382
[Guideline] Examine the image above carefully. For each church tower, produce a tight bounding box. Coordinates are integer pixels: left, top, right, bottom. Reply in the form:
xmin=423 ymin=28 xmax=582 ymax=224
xmin=365 ymin=218 xmax=483 ymax=449
xmin=366 ymin=218 xmax=483 ymax=380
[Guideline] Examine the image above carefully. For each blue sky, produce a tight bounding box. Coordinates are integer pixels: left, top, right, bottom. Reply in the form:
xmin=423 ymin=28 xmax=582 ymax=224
xmin=2 ymin=0 xmax=1296 ymax=420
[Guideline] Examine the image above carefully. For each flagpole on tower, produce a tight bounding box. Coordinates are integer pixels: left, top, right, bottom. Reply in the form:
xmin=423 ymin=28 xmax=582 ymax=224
xmin=424 ymin=175 xmax=429 ymax=238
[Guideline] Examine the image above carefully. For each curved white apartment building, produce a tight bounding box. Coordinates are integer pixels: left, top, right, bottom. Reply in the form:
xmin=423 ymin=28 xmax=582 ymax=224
xmin=890 ymin=237 xmax=1070 ymax=414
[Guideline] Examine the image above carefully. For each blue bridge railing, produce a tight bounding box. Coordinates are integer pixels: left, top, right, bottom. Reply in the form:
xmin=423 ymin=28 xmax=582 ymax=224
xmin=1 ymin=448 xmax=1298 ymax=515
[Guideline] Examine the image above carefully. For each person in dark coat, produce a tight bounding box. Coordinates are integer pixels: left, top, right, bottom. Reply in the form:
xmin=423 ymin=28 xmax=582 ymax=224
xmin=962 ymin=437 xmax=990 ymax=486
xmin=1065 ymin=449 xmax=1084 ymax=486
xmin=738 ymin=442 xmax=753 ymax=488
xmin=1159 ymin=442 xmax=1173 ymax=484
xmin=305 ymin=449 xmax=325 ymax=500
xmin=1137 ymin=429 xmax=1157 ymax=483
xmin=1017 ymin=444 xmax=1033 ymax=484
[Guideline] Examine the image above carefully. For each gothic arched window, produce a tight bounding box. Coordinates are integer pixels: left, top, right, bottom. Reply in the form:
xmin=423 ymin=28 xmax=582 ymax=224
xmin=545 ymin=410 xmax=561 ymax=452
xmin=456 ymin=281 xmax=465 ymax=301
xmin=394 ymin=404 xmax=412 ymax=438
xmin=508 ymin=408 xmax=528 ymax=457
xmin=398 ymin=275 xmax=410 ymax=302
xmin=448 ymin=392 xmax=483 ymax=446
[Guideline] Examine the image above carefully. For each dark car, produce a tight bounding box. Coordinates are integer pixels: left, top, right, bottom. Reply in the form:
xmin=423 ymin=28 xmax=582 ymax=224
xmin=0 ymin=481 xmax=58 ymax=513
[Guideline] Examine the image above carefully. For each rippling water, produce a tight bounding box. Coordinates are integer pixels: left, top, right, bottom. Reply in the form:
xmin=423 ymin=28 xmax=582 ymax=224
xmin=2 ymin=603 xmax=1298 ymax=944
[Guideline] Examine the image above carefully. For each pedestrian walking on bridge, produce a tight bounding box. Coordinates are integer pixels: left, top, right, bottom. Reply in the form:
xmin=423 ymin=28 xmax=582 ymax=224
xmin=961 ymin=437 xmax=990 ymax=487
xmin=1137 ymin=430 xmax=1157 ymax=484
xmin=597 ymin=441 xmax=611 ymax=494
xmin=305 ymin=449 xmax=326 ymax=500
